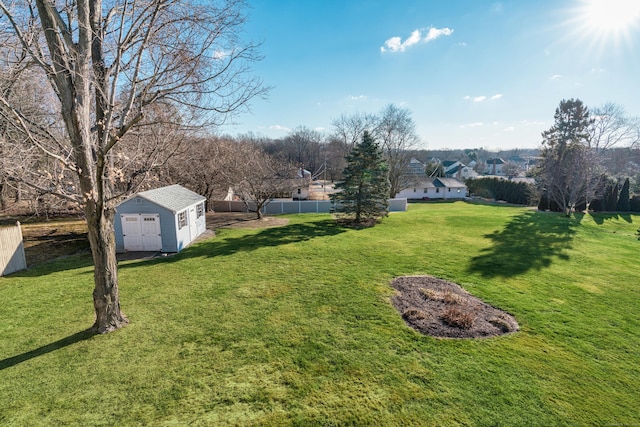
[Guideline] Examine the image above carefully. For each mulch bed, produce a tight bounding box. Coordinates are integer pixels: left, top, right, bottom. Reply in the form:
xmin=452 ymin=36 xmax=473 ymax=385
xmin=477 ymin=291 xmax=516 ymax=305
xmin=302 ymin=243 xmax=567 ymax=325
xmin=390 ymin=276 xmax=519 ymax=339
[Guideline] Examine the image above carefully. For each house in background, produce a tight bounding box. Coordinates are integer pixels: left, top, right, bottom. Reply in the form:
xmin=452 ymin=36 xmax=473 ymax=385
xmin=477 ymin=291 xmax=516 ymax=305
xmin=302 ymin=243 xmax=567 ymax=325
xmin=396 ymin=177 xmax=468 ymax=200
xmin=115 ymin=184 xmax=207 ymax=253
xmin=485 ymin=158 xmax=506 ymax=176
xmin=443 ymin=161 xmax=478 ymax=179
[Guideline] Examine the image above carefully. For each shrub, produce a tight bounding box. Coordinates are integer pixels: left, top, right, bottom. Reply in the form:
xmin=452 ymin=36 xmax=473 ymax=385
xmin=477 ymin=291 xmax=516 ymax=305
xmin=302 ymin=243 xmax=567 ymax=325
xmin=489 ymin=316 xmax=515 ymax=333
xmin=467 ymin=178 xmax=538 ymax=206
xmin=419 ymin=288 xmax=465 ymax=304
xmin=441 ymin=307 xmax=474 ymax=329
xmin=443 ymin=291 xmax=465 ymax=305
xmin=403 ymin=308 xmax=427 ymax=321
xmin=419 ymin=288 xmax=442 ymax=301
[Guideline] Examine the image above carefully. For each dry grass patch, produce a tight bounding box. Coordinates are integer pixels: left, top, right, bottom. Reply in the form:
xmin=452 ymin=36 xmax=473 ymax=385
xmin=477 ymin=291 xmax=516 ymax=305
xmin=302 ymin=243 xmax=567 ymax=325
xmin=391 ymin=276 xmax=519 ymax=339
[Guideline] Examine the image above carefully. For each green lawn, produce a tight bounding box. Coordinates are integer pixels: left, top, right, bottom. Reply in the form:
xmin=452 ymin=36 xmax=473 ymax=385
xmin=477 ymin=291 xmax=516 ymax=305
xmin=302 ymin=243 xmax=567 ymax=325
xmin=1 ymin=203 xmax=639 ymax=426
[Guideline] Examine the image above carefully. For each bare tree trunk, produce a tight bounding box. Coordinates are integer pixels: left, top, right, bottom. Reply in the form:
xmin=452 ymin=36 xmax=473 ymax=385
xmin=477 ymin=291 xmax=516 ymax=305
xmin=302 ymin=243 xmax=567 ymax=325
xmin=86 ymin=207 xmax=128 ymax=333
xmin=15 ymin=182 xmax=21 ymax=203
xmin=0 ymin=177 xmax=6 ymax=210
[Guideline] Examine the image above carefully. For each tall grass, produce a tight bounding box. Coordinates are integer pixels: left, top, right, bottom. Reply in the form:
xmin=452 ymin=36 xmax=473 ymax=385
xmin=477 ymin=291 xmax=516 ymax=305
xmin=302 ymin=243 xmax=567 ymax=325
xmin=1 ymin=203 xmax=638 ymax=426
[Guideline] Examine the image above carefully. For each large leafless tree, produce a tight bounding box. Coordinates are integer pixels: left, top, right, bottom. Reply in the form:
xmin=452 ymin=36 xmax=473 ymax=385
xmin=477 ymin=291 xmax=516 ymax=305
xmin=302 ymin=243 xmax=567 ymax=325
xmin=0 ymin=0 xmax=266 ymax=333
xmin=221 ymin=140 xmax=296 ymax=219
xmin=373 ymin=104 xmax=421 ymax=199
xmin=330 ymin=106 xmax=422 ymax=197
xmin=589 ymin=103 xmax=640 ymax=153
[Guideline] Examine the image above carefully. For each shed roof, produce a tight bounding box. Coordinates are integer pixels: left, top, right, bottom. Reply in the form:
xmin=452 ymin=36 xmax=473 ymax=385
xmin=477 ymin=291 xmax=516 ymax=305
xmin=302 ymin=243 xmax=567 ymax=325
xmin=132 ymin=184 xmax=205 ymax=213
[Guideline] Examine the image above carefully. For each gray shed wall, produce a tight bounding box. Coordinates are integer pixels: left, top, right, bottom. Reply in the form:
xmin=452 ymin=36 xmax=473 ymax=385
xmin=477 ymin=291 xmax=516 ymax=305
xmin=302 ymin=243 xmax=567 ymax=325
xmin=115 ymin=196 xmax=178 ymax=252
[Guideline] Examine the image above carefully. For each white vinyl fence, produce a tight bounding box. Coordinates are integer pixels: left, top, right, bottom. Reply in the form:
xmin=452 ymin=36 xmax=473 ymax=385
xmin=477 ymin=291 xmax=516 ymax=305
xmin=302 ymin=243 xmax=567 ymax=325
xmin=212 ymin=198 xmax=408 ymax=214
xmin=0 ymin=222 xmax=27 ymax=276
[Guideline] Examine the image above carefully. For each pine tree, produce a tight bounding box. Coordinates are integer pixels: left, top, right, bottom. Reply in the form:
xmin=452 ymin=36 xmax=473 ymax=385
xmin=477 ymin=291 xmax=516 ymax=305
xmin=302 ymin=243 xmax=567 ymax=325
xmin=606 ymin=183 xmax=619 ymax=211
xmin=331 ymin=131 xmax=390 ymax=224
xmin=539 ymin=99 xmax=595 ymax=216
xmin=616 ymin=178 xmax=631 ymax=212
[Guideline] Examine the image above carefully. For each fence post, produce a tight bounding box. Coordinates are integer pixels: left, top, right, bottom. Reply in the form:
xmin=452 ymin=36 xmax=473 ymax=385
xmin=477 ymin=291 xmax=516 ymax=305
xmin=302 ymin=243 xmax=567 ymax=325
xmin=16 ymin=221 xmax=27 ymax=270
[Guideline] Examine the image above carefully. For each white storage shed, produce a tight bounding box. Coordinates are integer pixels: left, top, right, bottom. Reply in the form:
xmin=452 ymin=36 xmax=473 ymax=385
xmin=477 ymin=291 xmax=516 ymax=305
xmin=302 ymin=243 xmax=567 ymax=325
xmin=115 ymin=184 xmax=207 ymax=253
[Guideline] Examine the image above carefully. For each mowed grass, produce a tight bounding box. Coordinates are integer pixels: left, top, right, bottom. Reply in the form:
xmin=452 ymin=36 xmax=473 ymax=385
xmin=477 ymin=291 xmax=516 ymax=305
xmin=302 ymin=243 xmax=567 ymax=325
xmin=1 ymin=203 xmax=639 ymax=426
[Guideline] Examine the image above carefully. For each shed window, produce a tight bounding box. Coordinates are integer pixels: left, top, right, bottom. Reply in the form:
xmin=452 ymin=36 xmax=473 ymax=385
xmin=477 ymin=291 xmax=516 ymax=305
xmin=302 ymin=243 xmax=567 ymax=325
xmin=423 ymin=188 xmax=428 ymax=193
xmin=178 ymin=211 xmax=187 ymax=229
xmin=413 ymin=188 xmax=416 ymax=192
xmin=436 ymin=188 xmax=440 ymax=193
xmin=196 ymin=203 xmax=204 ymax=218
xmin=448 ymin=188 xmax=451 ymax=192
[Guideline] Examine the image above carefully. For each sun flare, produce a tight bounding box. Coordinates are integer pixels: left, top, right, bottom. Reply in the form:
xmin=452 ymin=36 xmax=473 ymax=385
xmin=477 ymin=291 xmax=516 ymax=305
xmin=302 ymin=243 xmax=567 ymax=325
xmin=582 ymin=0 xmax=640 ymax=35
xmin=567 ymin=0 xmax=640 ymax=53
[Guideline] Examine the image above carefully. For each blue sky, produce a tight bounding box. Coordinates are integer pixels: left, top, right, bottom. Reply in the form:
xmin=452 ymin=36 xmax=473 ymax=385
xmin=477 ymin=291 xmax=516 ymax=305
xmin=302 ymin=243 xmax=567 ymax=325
xmin=222 ymin=0 xmax=640 ymax=150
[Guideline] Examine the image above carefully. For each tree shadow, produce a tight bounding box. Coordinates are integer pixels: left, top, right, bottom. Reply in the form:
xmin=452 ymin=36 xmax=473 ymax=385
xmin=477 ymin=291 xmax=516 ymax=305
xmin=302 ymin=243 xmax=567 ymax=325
xmin=0 ymin=328 xmax=96 ymax=371
xmin=467 ymin=211 xmax=579 ymax=278
xmin=6 ymin=254 xmax=94 ymax=278
xmin=588 ymin=212 xmax=634 ymax=225
xmin=119 ymin=218 xmax=347 ymax=268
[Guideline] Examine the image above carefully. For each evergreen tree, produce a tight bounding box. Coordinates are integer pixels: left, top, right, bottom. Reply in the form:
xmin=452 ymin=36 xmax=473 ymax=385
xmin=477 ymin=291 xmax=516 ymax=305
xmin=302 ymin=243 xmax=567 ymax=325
xmin=606 ymin=183 xmax=619 ymax=211
xmin=539 ymin=99 xmax=595 ymax=216
xmin=331 ymin=131 xmax=390 ymax=224
xmin=616 ymin=178 xmax=631 ymax=212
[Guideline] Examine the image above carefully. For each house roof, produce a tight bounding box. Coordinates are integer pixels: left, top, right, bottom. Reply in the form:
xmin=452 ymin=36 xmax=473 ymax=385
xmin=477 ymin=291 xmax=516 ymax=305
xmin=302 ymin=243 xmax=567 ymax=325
xmin=407 ymin=158 xmax=426 ymax=175
xmin=486 ymin=158 xmax=505 ymax=165
xmin=434 ymin=178 xmax=466 ymax=188
xmin=130 ymin=184 xmax=205 ymax=213
xmin=410 ymin=178 xmax=467 ymax=189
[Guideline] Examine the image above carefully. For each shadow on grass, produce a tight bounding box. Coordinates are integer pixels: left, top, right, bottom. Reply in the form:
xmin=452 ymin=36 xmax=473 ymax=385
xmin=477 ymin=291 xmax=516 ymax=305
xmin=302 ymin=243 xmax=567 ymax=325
xmin=0 ymin=328 xmax=95 ymax=371
xmin=467 ymin=211 xmax=579 ymax=278
xmin=6 ymin=254 xmax=94 ymax=278
xmin=589 ymin=212 xmax=634 ymax=225
xmin=120 ymin=218 xmax=347 ymax=269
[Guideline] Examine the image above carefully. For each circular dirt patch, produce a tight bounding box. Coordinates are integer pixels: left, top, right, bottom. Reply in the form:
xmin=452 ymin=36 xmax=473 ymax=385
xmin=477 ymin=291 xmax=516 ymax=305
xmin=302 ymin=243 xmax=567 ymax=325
xmin=390 ymin=276 xmax=519 ymax=339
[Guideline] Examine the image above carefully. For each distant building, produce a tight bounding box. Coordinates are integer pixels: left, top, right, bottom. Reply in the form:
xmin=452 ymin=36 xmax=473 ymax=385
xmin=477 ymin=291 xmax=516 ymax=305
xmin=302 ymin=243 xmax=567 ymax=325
xmin=485 ymin=158 xmax=506 ymax=175
xmin=395 ymin=177 xmax=468 ymax=200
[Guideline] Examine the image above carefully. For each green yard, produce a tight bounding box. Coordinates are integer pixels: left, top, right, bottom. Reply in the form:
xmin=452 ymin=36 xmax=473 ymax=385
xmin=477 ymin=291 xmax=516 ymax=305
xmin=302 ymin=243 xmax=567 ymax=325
xmin=1 ymin=202 xmax=638 ymax=426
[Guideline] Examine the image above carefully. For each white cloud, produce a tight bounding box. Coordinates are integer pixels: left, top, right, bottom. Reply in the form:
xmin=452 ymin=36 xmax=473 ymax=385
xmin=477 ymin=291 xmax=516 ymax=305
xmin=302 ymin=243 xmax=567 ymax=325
xmin=269 ymin=125 xmax=291 ymax=132
xmin=550 ymin=74 xmax=563 ymax=80
xmin=460 ymin=122 xmax=484 ymax=128
xmin=458 ymin=42 xmax=468 ymax=47
xmin=425 ymin=27 xmax=454 ymax=42
xmin=381 ymin=27 xmax=453 ymax=53
xmin=520 ymin=120 xmax=546 ymax=126
xmin=503 ymin=126 xmax=515 ymax=132
xmin=212 ymin=50 xmax=229 ymax=60
xmin=349 ymin=95 xmax=367 ymax=100
xmin=464 ymin=94 xmax=502 ymax=102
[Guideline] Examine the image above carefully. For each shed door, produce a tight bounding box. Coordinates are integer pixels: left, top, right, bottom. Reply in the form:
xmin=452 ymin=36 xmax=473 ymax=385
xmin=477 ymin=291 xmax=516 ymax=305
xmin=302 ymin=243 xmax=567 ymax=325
xmin=121 ymin=214 xmax=162 ymax=252
xmin=140 ymin=214 xmax=162 ymax=251
xmin=188 ymin=206 xmax=198 ymax=241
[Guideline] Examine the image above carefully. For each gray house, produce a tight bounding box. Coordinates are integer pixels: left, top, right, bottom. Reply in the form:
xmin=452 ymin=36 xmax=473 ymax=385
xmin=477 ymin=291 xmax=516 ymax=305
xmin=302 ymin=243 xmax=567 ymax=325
xmin=115 ymin=184 xmax=207 ymax=253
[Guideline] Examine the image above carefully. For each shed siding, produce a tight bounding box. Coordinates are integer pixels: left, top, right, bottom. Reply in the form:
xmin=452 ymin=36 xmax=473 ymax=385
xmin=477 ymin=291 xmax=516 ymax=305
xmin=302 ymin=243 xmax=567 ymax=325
xmin=115 ymin=196 xmax=178 ymax=252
